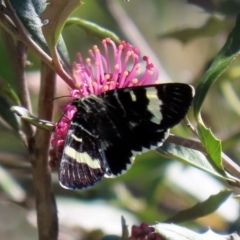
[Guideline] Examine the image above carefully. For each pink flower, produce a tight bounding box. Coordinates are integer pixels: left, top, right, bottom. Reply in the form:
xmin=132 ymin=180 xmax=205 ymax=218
xmin=49 ymin=38 xmax=159 ymax=166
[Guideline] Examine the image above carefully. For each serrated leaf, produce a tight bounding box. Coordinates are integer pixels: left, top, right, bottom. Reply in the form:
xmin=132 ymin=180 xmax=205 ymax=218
xmin=41 ymin=0 xmax=82 ymax=50
xmin=158 ymin=142 xmax=232 ymax=181
xmin=197 ymin=123 xmax=224 ymax=172
xmin=11 ymin=106 xmax=54 ymax=131
xmin=0 ymin=96 xmax=19 ymax=131
xmin=193 ymin=13 xmax=240 ymax=118
xmin=154 ymin=223 xmax=239 ymax=240
xmin=66 ymin=18 xmax=121 ymax=44
xmin=166 ymin=190 xmax=232 ymax=223
xmin=10 ymin=0 xmax=70 ymax=69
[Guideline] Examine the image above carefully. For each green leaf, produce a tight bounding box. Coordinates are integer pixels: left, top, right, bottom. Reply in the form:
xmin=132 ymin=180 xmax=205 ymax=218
xmin=165 ymin=189 xmax=232 ymax=223
xmin=197 ymin=122 xmax=224 ymax=172
xmin=0 ymin=78 xmax=20 ymax=105
xmin=159 ymin=16 xmax=230 ymax=44
xmin=41 ymin=0 xmax=82 ymax=51
xmin=10 ymin=0 xmax=70 ymax=68
xmin=0 ymin=96 xmax=19 ymax=131
xmin=66 ymin=18 xmax=121 ymax=44
xmin=11 ymin=106 xmax=54 ymax=131
xmin=158 ymin=142 xmax=232 ymax=181
xmin=193 ymin=13 xmax=240 ymax=118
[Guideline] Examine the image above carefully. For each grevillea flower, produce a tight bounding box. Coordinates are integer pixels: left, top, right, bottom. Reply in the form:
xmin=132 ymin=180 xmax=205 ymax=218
xmin=49 ymin=38 xmax=160 ymax=166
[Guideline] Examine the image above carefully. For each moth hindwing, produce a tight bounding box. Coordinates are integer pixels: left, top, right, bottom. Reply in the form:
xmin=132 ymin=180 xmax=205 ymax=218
xmin=59 ymin=83 xmax=194 ymax=190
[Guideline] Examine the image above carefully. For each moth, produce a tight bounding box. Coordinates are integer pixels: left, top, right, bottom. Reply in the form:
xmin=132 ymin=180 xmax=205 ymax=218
xmin=59 ymin=83 xmax=194 ymax=190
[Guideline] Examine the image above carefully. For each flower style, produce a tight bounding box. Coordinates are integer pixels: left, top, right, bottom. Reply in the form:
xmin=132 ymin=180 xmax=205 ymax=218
xmin=49 ymin=38 xmax=159 ymax=166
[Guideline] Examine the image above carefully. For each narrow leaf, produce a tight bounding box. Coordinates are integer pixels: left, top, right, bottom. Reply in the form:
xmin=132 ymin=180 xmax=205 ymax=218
xmin=66 ymin=18 xmax=121 ymax=44
xmin=166 ymin=190 xmax=232 ymax=223
xmin=11 ymin=106 xmax=54 ymax=131
xmin=193 ymin=13 xmax=240 ymax=118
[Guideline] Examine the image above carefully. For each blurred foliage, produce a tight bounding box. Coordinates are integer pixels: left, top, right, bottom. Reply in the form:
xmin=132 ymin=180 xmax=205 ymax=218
xmin=1 ymin=0 xmax=240 ymax=239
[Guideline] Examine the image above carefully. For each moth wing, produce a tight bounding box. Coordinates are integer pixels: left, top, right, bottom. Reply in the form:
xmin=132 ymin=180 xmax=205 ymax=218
xmin=59 ymin=120 xmax=110 ymax=190
xmin=96 ymin=83 xmax=194 ymax=176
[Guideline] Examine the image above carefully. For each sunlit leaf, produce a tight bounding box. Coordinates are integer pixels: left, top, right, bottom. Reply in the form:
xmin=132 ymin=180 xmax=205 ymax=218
xmin=158 ymin=142 xmax=232 ymax=181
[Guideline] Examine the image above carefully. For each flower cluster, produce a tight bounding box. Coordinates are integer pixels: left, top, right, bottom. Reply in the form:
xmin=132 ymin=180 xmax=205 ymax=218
xmin=49 ymin=38 xmax=159 ymax=166
xmin=129 ymin=223 xmax=165 ymax=240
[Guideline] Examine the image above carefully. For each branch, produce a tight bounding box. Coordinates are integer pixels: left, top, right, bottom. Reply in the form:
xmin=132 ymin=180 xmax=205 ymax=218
xmin=30 ymin=62 xmax=58 ymax=240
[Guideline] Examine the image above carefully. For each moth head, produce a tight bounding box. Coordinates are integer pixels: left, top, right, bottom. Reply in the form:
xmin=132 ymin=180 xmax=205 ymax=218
xmin=71 ymin=98 xmax=80 ymax=106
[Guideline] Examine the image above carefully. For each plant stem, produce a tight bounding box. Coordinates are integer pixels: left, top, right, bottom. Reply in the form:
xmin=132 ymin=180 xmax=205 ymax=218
xmin=30 ymin=62 xmax=58 ymax=240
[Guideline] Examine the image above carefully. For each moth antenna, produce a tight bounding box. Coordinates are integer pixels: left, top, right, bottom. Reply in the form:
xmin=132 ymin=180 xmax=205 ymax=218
xmin=48 ymin=95 xmax=72 ymax=104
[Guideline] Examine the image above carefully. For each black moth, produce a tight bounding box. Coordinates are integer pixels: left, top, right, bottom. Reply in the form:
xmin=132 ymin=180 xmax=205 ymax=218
xmin=59 ymin=83 xmax=194 ymax=190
